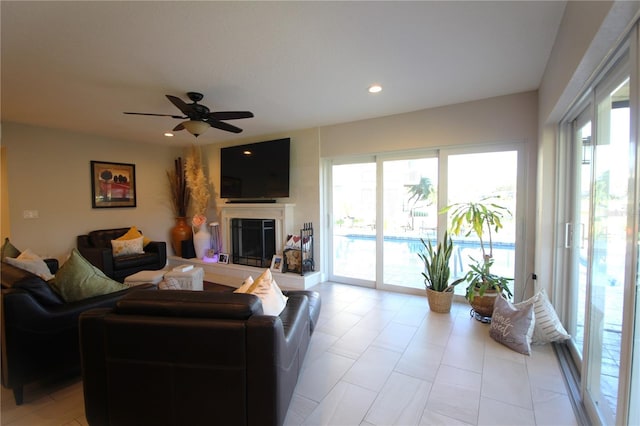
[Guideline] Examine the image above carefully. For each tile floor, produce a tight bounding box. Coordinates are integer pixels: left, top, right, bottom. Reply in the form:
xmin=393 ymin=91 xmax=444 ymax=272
xmin=1 ymin=282 xmax=578 ymax=426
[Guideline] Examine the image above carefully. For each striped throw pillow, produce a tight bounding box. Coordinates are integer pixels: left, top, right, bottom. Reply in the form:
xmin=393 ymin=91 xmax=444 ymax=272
xmin=518 ymin=289 xmax=570 ymax=344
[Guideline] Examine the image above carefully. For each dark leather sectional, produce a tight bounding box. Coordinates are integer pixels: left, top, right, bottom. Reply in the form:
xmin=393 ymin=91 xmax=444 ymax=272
xmin=80 ymin=288 xmax=321 ymax=426
xmin=0 ymin=259 xmax=155 ymax=405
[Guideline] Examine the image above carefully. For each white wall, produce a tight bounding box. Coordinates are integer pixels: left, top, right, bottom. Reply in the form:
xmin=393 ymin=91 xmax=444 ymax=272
xmin=320 ymin=91 xmax=538 ymax=157
xmin=2 ymin=122 xmax=182 ymax=262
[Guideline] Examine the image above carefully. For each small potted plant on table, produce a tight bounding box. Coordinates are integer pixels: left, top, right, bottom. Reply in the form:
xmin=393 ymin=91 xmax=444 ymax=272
xmin=418 ymin=231 xmax=465 ymax=313
xmin=442 ymin=196 xmax=513 ymax=320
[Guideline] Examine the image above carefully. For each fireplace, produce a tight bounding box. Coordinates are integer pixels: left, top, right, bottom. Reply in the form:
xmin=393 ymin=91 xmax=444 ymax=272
xmin=231 ymin=218 xmax=276 ymax=267
xmin=220 ymin=203 xmax=294 ymax=266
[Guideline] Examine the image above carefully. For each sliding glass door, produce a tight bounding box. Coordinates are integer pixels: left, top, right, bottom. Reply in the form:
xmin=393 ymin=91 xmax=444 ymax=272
xmin=567 ymin=108 xmax=592 ymax=364
xmin=585 ymin=73 xmax=630 ymax=424
xmin=328 ymin=147 xmax=522 ymax=297
xmin=446 ymin=150 xmax=518 ymax=296
xmin=381 ymin=156 xmax=438 ymax=290
xmin=562 ymin=45 xmax=635 ymax=425
xmin=330 ymin=161 xmax=376 ymax=285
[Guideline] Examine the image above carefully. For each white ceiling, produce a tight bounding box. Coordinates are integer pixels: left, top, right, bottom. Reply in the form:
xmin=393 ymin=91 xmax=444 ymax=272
xmin=1 ymin=1 xmax=566 ymax=147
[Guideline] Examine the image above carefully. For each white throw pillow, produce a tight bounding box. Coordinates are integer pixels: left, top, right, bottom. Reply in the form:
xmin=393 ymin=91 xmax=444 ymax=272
xmin=5 ymin=249 xmax=54 ymax=280
xmin=517 ymin=289 xmax=570 ymax=344
xmin=111 ymin=236 xmax=144 ymax=257
xmin=243 ymin=269 xmax=288 ymax=316
xmin=234 ymin=276 xmax=254 ymax=293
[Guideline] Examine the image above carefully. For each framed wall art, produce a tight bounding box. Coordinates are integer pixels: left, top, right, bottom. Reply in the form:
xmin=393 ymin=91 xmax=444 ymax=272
xmin=90 ymin=161 xmax=136 ymax=208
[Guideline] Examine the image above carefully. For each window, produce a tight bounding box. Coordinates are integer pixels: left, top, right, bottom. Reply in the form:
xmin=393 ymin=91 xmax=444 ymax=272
xmin=327 ymin=146 xmax=523 ymax=300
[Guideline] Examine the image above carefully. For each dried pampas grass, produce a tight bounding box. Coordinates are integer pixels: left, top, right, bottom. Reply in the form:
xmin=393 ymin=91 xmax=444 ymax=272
xmin=167 ymin=157 xmax=190 ymax=217
xmin=185 ymin=145 xmax=210 ymax=217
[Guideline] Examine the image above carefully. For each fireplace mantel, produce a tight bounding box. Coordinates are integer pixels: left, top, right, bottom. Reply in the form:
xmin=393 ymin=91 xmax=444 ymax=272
xmin=219 ymin=203 xmax=295 ymax=255
xmin=170 ymin=202 xmax=321 ymax=290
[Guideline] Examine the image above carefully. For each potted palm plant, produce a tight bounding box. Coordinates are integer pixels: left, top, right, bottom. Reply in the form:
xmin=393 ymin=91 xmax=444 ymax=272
xmin=418 ymin=231 xmax=465 ymax=313
xmin=441 ymin=196 xmax=513 ymax=319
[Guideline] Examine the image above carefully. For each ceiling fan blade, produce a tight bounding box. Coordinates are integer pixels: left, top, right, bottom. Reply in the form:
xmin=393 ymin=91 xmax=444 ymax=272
xmin=173 ymin=123 xmax=185 ymax=131
xmin=207 ymin=111 xmax=254 ymax=120
xmin=208 ymin=120 xmax=243 ymax=134
xmin=166 ymin=95 xmax=193 ymax=115
xmin=124 ymin=112 xmax=185 ymax=119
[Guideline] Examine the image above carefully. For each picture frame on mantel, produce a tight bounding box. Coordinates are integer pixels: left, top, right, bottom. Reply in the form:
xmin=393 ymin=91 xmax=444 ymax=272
xmin=90 ymin=161 xmax=136 ymax=208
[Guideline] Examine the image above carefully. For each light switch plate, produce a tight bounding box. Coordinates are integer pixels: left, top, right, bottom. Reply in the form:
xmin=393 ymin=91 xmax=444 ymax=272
xmin=23 ymin=210 xmax=39 ymax=219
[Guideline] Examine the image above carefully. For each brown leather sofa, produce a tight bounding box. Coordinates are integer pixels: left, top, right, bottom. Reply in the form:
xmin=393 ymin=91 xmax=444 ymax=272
xmin=77 ymin=227 xmax=167 ymax=282
xmin=80 ymin=289 xmax=321 ymax=426
xmin=0 ymin=259 xmax=155 ymax=405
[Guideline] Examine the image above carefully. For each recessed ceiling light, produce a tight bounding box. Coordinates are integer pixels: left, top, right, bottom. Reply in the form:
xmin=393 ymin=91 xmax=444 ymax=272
xmin=368 ymin=84 xmax=382 ymax=94
xmin=164 ymin=132 xmax=174 ymax=137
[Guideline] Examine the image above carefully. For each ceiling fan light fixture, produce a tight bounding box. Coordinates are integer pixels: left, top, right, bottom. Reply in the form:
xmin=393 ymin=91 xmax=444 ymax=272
xmin=181 ymin=120 xmax=210 ymax=137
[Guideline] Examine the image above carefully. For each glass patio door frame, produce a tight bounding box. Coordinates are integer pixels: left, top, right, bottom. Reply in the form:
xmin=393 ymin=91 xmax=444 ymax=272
xmin=327 ymin=156 xmax=378 ymax=288
xmin=563 ymin=103 xmax=594 ymax=371
xmin=326 ymin=143 xmax=526 ymax=299
xmin=438 ymin=144 xmax=527 ymax=301
xmin=377 ymin=150 xmax=440 ymax=295
xmin=557 ymin=29 xmax=638 ymax=425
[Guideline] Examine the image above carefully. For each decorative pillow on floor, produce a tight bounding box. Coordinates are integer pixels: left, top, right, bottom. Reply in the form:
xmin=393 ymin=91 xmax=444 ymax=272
xmin=111 ymin=236 xmax=144 ymax=257
xmin=116 ymin=226 xmax=151 ymax=247
xmin=50 ymin=249 xmax=127 ymax=302
xmin=490 ymin=295 xmax=535 ymax=355
xmin=518 ymin=289 xmax=570 ymax=344
xmin=4 ymin=248 xmax=54 ymax=281
xmin=1 ymin=237 xmax=21 ymax=260
xmin=237 ymin=269 xmax=288 ymax=316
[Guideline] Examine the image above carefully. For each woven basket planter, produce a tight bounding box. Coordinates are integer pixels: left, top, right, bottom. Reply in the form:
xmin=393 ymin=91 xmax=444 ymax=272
xmin=468 ymin=289 xmax=500 ymax=317
xmin=426 ymin=288 xmax=454 ymax=313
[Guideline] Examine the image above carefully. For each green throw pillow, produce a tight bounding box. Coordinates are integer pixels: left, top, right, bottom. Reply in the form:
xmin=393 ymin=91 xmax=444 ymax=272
xmin=1 ymin=237 xmax=21 ymax=260
xmin=51 ymin=249 xmax=127 ymax=302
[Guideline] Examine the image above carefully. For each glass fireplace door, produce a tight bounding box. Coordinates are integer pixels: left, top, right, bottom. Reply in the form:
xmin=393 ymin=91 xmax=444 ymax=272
xmin=231 ymin=218 xmax=276 ymax=267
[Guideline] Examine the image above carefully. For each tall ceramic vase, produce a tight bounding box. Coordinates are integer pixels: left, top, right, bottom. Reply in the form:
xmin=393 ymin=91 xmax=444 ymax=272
xmin=171 ymin=217 xmax=192 ymax=257
xmin=192 ymin=222 xmax=211 ymax=259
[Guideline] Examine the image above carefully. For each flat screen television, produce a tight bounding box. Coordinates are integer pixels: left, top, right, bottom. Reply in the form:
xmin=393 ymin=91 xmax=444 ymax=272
xmin=220 ymin=138 xmax=290 ymax=200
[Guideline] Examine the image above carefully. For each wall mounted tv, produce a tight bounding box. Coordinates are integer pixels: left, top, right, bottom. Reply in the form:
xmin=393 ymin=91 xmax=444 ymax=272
xmin=220 ymin=138 xmax=290 ymax=200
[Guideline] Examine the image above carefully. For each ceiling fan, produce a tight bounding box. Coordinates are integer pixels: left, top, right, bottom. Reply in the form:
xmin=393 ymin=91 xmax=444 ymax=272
xmin=124 ymin=92 xmax=254 ymax=137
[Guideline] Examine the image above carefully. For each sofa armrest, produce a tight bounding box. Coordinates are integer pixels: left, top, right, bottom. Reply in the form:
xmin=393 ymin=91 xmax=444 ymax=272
xmin=246 ymin=296 xmax=310 ymax=426
xmin=144 ymin=241 xmax=164 ymax=254
xmin=44 ymin=258 xmax=59 ymax=274
xmin=143 ymin=241 xmax=167 ymax=266
xmin=283 ymin=291 xmax=321 ymax=333
xmin=3 ymin=284 xmax=156 ymax=330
